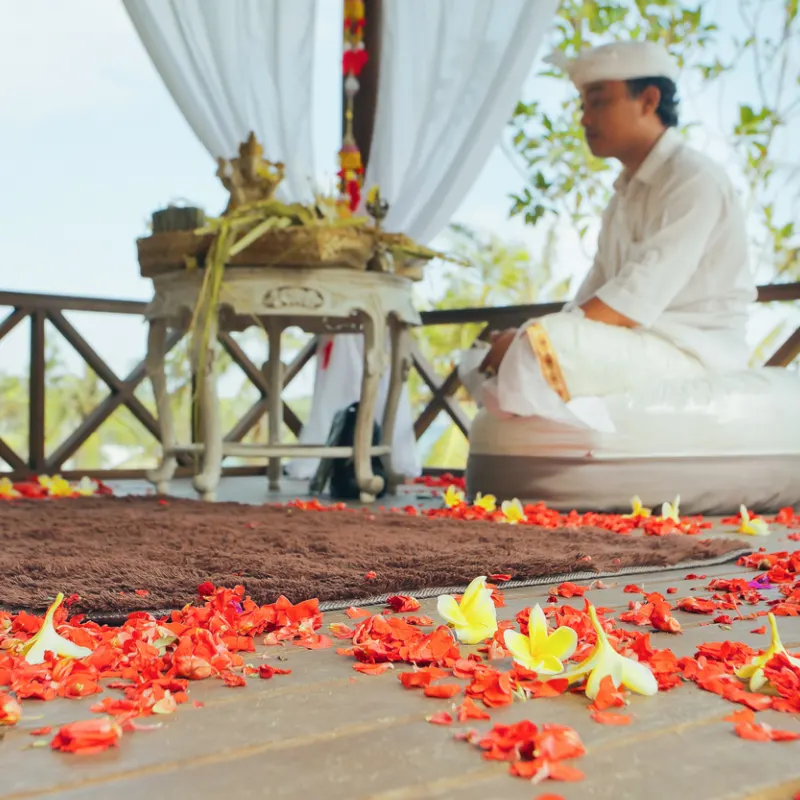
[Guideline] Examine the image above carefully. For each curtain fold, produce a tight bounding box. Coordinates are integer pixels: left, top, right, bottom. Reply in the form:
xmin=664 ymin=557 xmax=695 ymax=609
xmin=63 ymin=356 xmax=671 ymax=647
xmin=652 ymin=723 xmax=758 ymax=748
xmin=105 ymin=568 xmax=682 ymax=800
xmin=365 ymin=0 xmax=559 ymax=242
xmin=289 ymin=0 xmax=558 ymax=479
xmin=123 ymin=0 xmax=319 ymax=201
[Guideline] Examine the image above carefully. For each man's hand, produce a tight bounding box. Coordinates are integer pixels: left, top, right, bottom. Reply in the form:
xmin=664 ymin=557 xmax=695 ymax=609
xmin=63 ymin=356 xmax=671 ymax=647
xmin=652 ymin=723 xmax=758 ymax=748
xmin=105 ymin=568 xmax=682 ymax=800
xmin=480 ymin=329 xmax=516 ymax=374
xmin=579 ymin=297 xmax=637 ymax=328
xmin=477 ymin=298 xmax=637 ymax=378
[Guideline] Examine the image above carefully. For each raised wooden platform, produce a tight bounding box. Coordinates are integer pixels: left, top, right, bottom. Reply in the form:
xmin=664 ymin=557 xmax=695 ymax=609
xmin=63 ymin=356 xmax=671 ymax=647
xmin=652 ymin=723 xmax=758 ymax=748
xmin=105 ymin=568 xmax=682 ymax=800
xmin=1 ymin=481 xmax=799 ymax=800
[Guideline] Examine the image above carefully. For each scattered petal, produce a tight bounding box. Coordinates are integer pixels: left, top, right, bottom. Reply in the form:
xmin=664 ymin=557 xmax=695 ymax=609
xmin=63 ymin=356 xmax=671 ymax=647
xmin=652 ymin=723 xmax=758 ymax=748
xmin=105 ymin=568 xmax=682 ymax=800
xmin=386 ymin=595 xmax=421 ymax=613
xmin=0 ymin=693 xmax=22 ymax=726
xmin=51 ymin=718 xmax=122 ymax=755
xmin=352 ymin=662 xmax=392 ymax=675
xmin=424 ymin=683 xmax=462 ymax=699
xmin=258 ymin=665 xmax=292 ymax=680
xmin=345 ymin=606 xmax=372 ymax=619
xmin=590 ymin=710 xmax=632 ymax=725
xmin=426 ymin=711 xmax=454 ymax=726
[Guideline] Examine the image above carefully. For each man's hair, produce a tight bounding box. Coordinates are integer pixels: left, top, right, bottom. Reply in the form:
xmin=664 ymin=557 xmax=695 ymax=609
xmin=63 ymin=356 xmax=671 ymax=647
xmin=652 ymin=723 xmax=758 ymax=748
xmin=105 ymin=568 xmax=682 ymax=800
xmin=625 ymin=77 xmax=679 ymax=128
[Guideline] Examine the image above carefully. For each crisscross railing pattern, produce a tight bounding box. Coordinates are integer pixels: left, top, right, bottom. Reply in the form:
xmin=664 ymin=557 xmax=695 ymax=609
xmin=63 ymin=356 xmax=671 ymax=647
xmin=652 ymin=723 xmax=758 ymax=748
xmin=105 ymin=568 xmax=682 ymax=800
xmin=0 ymin=292 xmax=315 ymax=479
xmin=0 ymin=282 xmax=798 ymax=480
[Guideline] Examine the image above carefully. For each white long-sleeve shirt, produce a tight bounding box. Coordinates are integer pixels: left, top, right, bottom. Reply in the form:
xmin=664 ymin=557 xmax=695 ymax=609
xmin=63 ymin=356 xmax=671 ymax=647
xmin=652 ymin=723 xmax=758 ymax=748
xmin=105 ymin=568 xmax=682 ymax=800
xmin=567 ymin=127 xmax=757 ymax=372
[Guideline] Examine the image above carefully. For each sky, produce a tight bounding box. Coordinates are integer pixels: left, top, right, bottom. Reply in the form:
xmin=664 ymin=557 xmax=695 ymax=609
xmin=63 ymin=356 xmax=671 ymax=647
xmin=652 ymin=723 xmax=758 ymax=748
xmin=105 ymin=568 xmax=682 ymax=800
xmin=0 ymin=0 xmax=797 ymax=386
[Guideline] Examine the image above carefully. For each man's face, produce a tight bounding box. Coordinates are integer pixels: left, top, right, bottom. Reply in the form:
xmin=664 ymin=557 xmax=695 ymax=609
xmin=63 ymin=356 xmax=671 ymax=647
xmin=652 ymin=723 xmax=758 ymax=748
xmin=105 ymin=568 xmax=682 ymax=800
xmin=580 ymin=80 xmax=645 ymax=158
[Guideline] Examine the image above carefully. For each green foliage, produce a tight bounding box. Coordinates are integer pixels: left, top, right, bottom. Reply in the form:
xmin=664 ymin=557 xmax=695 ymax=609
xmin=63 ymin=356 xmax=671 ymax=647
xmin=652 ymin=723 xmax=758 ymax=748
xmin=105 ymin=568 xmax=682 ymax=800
xmin=0 ymin=329 xmax=300 ymax=473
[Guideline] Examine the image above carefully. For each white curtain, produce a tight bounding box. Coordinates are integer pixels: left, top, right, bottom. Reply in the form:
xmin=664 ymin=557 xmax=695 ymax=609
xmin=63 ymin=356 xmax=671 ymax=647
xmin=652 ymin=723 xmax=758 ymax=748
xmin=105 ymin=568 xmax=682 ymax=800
xmin=123 ymin=0 xmax=319 ymax=202
xmin=366 ymin=0 xmax=559 ymax=238
xmin=288 ymin=0 xmax=558 ymax=479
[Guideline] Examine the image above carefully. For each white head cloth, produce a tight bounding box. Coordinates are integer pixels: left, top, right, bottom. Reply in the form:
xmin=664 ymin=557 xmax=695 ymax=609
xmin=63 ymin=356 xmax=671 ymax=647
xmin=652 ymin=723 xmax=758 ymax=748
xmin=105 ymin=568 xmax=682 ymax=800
xmin=544 ymin=41 xmax=679 ymax=89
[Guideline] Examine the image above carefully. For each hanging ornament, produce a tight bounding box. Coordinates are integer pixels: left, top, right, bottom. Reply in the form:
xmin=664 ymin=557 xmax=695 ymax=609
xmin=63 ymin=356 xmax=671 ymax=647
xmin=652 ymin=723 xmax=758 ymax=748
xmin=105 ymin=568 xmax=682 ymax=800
xmin=338 ymin=0 xmax=369 ymax=214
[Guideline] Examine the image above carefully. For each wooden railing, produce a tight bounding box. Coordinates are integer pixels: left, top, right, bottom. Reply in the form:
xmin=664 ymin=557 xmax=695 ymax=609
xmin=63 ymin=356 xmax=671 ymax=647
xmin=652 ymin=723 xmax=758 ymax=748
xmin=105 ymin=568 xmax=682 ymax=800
xmin=0 ymin=291 xmax=315 ymax=480
xmin=1 ymin=282 xmax=798 ymax=481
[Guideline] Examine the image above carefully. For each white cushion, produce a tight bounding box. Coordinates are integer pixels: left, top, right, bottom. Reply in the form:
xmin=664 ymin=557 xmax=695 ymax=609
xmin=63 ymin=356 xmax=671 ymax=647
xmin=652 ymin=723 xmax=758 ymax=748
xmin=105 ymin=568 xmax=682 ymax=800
xmin=466 ymin=369 xmax=800 ymax=514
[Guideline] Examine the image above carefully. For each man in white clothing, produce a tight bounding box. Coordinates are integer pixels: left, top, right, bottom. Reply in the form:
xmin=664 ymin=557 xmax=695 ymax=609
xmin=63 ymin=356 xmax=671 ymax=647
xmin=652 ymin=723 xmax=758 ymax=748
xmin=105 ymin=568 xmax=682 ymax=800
xmin=478 ymin=41 xmax=756 ymax=414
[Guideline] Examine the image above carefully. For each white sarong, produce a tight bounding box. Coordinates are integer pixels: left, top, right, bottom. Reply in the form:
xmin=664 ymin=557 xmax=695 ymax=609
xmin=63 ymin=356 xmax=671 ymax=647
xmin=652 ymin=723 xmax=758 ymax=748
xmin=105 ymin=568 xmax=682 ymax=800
xmin=461 ymin=313 xmax=706 ymax=430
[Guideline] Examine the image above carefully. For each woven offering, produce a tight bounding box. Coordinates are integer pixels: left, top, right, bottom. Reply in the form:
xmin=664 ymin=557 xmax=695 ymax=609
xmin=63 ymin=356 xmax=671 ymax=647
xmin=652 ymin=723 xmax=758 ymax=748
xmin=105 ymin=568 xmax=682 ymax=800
xmin=137 ymin=225 xmax=376 ymax=278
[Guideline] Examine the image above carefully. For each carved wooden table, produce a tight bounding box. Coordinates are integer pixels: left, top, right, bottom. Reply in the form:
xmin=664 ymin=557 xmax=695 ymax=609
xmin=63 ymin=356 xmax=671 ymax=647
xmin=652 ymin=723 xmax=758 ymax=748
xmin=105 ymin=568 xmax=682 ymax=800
xmin=144 ymin=267 xmax=419 ymax=502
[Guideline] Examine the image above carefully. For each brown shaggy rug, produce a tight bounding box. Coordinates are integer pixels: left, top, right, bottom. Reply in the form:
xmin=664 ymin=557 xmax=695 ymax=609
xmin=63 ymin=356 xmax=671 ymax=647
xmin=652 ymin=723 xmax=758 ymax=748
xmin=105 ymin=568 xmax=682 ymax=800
xmin=1 ymin=496 xmax=748 ymax=617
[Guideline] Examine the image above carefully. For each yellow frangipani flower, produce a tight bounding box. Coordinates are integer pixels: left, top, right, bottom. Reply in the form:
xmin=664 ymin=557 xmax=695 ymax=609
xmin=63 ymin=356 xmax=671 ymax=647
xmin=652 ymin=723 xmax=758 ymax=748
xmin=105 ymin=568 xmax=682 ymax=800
xmin=0 ymin=477 xmax=20 ymax=499
xmin=20 ymin=593 xmax=93 ymax=665
xmin=504 ymin=604 xmax=577 ymax=674
xmin=437 ymin=576 xmax=498 ymax=645
xmin=551 ymin=604 xmax=658 ymax=699
xmin=500 ymin=498 xmax=527 ymax=524
xmin=74 ymin=477 xmax=98 ymax=497
xmin=623 ymin=495 xmax=651 ymax=519
xmin=38 ymin=475 xmax=73 ymax=498
xmin=735 ymin=613 xmax=800 ymax=691
xmin=473 ymin=492 xmax=497 ymax=513
xmin=660 ymin=495 xmax=681 ymax=523
xmin=366 ymin=185 xmax=380 ymax=205
xmin=737 ymin=505 xmax=769 ymax=537
xmin=443 ymin=485 xmax=466 ymax=508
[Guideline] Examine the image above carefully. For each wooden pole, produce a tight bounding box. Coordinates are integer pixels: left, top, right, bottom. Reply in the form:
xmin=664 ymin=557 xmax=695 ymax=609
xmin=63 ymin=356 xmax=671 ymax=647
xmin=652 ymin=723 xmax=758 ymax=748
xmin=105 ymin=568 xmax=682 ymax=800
xmin=343 ymin=0 xmax=383 ymax=171
xmin=28 ymin=310 xmax=46 ymax=473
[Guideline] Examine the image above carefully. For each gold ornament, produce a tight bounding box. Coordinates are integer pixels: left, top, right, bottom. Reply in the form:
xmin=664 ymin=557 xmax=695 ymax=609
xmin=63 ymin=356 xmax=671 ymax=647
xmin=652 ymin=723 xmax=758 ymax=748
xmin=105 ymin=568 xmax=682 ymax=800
xmin=216 ymin=132 xmax=285 ymax=213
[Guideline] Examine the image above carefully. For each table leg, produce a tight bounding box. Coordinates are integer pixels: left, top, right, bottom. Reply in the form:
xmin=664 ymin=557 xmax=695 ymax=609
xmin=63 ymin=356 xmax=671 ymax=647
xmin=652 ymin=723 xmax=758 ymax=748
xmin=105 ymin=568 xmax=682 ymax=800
xmin=267 ymin=320 xmax=283 ymax=491
xmin=355 ymin=312 xmax=387 ymax=503
xmin=191 ymin=319 xmax=222 ymax=502
xmin=381 ymin=318 xmax=411 ymax=495
xmin=145 ymin=319 xmax=178 ymax=495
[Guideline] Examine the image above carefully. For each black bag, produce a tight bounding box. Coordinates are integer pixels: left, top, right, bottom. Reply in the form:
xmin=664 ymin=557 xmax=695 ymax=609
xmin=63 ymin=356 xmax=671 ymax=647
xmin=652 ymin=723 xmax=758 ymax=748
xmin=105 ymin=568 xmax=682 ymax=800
xmin=310 ymin=402 xmax=387 ymax=500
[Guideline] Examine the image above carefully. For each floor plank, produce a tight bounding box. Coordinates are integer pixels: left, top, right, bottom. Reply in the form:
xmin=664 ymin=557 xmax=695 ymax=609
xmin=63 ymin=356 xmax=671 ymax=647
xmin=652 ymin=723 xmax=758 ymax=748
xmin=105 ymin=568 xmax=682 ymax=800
xmin=2 ymin=479 xmax=798 ymax=800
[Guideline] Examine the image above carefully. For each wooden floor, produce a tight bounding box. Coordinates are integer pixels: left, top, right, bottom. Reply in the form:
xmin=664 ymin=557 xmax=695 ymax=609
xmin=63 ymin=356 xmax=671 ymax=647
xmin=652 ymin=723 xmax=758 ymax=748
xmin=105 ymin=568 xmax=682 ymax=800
xmin=2 ymin=478 xmax=799 ymax=800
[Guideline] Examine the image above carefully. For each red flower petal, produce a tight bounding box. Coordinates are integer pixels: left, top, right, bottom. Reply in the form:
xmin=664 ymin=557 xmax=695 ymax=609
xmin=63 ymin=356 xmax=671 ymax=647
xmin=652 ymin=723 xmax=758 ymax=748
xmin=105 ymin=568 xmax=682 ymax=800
xmin=0 ymin=692 xmax=22 ymax=726
xmin=345 ymin=606 xmax=371 ymax=619
xmin=258 ymin=665 xmax=292 ymax=680
xmin=385 ymin=595 xmax=421 ymax=613
xmin=51 ymin=718 xmax=122 ymax=755
xmin=352 ymin=662 xmax=392 ymax=675
xmin=456 ymin=696 xmax=491 ymax=721
xmin=590 ymin=710 xmax=633 ymax=725
xmin=423 ymin=683 xmax=462 ymax=699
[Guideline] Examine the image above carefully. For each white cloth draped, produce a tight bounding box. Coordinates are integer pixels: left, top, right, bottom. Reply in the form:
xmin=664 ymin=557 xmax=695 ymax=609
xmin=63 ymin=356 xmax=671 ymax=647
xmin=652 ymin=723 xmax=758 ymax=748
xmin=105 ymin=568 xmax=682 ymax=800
xmin=366 ymin=0 xmax=559 ymax=239
xmin=288 ymin=0 xmax=558 ymax=479
xmin=123 ymin=0 xmax=319 ymax=202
